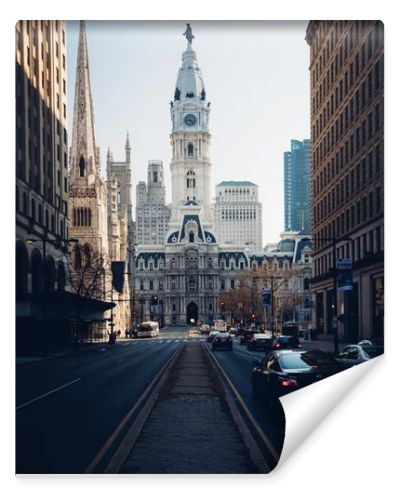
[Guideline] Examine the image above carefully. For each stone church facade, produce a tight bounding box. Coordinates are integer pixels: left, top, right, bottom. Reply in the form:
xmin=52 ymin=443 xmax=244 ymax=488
xmin=68 ymin=21 xmax=133 ymax=336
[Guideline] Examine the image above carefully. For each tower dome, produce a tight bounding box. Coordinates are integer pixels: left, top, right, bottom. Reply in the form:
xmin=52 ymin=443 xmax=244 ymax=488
xmin=174 ymin=44 xmax=206 ymax=102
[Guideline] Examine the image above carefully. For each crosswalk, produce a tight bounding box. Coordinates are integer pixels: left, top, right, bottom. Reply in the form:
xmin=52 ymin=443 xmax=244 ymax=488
xmin=124 ymin=337 xmax=207 ymax=346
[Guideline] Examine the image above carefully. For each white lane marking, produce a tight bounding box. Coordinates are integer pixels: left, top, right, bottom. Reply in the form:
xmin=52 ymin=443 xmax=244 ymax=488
xmin=116 ymin=358 xmax=125 ymax=363
xmin=166 ymin=340 xmax=172 ymax=343
xmin=174 ymin=339 xmax=180 ymax=343
xmin=16 ymin=378 xmax=82 ymax=411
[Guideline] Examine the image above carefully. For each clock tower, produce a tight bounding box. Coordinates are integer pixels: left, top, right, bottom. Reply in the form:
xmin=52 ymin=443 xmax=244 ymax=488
xmin=169 ymin=28 xmax=212 ymax=227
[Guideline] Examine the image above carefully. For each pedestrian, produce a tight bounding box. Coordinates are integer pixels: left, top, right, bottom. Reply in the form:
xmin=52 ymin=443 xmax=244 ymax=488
xmin=125 ymin=327 xmax=129 ymax=339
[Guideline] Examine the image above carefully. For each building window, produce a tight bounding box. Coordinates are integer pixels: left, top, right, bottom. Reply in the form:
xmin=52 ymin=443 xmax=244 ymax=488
xmin=207 ymin=257 xmax=213 ymax=269
xmin=149 ymin=280 xmax=154 ymax=291
xmin=140 ymin=280 xmax=144 ymax=291
xmin=188 ymin=143 xmax=194 ymax=157
xmin=31 ymin=199 xmax=36 ymax=221
xmin=230 ymin=279 xmax=235 ymax=289
xmin=189 ymin=231 xmax=194 ymax=243
xmin=188 ymin=276 xmax=196 ymax=291
xmin=79 ymin=156 xmax=85 ymax=177
xmin=186 ymin=170 xmax=195 ymax=188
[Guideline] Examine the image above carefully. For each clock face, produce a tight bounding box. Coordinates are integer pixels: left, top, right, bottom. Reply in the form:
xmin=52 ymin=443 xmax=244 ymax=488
xmin=184 ymin=113 xmax=197 ymax=127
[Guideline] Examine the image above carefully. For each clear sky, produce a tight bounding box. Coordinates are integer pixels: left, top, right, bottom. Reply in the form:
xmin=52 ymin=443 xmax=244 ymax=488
xmin=67 ymin=21 xmax=310 ymax=245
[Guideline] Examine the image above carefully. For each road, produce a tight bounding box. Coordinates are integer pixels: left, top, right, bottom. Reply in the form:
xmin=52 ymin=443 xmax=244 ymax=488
xmin=16 ymin=327 xmax=284 ymax=473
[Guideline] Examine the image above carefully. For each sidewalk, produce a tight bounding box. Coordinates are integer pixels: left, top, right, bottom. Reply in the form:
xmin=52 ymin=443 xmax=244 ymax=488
xmin=16 ymin=340 xmax=111 ymax=365
xmin=117 ymin=342 xmax=259 ymax=474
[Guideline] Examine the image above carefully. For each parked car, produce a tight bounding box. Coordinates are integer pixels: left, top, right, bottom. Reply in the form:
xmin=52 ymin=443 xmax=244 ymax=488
xmin=247 ymin=333 xmax=272 ymax=351
xmin=207 ymin=330 xmax=219 ymax=343
xmin=336 ymin=344 xmax=384 ymax=367
xmin=252 ymin=349 xmax=342 ymax=407
xmin=240 ymin=330 xmax=256 ymax=345
xmin=212 ymin=332 xmax=233 ymax=351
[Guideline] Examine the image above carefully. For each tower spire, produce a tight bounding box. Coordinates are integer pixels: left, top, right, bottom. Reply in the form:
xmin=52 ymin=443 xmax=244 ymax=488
xmin=70 ymin=20 xmax=98 ymax=181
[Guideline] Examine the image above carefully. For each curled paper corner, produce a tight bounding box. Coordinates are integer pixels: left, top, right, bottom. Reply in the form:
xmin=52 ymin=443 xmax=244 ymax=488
xmin=272 ymin=356 xmax=384 ymax=473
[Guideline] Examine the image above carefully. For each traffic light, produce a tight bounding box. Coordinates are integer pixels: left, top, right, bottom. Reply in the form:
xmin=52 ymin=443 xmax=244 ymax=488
xmin=151 ymin=295 xmax=159 ymax=306
xmin=220 ymin=300 xmax=225 ymax=311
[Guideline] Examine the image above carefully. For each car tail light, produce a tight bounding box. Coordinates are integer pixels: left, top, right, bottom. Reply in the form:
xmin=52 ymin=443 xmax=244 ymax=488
xmin=275 ymin=342 xmax=280 ymax=348
xmin=279 ymin=378 xmax=298 ymax=388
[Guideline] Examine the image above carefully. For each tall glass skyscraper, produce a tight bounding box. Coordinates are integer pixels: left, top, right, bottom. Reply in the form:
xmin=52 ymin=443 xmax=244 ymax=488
xmin=284 ymin=139 xmax=311 ymax=233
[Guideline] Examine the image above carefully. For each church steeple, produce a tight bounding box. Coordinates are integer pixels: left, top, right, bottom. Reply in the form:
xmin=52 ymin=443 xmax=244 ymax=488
xmin=70 ymin=21 xmax=99 ymax=183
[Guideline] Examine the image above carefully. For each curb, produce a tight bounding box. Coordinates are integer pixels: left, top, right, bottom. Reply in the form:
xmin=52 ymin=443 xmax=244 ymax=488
xmin=202 ymin=343 xmax=272 ymax=474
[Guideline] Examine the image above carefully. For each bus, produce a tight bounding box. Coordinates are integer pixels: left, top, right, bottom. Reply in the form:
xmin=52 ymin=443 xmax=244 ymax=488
xmin=213 ymin=319 xmax=228 ymax=332
xmin=137 ymin=321 xmax=160 ymax=338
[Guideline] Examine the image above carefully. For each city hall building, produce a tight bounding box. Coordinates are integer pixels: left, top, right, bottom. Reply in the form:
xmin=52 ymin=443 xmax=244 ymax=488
xmin=134 ymin=28 xmax=310 ymax=326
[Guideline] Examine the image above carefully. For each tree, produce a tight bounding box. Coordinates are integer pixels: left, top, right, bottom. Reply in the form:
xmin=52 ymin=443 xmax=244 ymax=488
xmin=67 ymin=243 xmax=109 ymax=301
xmin=67 ymin=243 xmax=111 ymax=342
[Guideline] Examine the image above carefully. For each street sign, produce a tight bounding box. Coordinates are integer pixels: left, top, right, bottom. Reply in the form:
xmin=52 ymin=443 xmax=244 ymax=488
xmin=337 ymin=258 xmax=353 ymax=291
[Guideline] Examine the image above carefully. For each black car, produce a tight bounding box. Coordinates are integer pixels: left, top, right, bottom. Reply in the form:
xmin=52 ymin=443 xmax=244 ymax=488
xmin=252 ymin=349 xmax=342 ymax=407
xmin=212 ymin=332 xmax=233 ymax=351
xmin=247 ymin=333 xmax=272 ymax=351
xmin=240 ymin=330 xmax=256 ymax=345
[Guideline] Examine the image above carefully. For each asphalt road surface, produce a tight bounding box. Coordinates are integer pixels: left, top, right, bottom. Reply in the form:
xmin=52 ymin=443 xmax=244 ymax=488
xmin=16 ymin=327 xmax=284 ymax=473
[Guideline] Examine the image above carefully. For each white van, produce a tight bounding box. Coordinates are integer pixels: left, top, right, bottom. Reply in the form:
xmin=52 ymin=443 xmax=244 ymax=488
xmin=137 ymin=321 xmax=160 ymax=338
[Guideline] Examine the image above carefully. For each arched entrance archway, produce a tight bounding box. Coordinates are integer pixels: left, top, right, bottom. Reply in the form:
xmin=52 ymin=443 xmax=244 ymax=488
xmin=186 ymin=302 xmax=198 ymax=325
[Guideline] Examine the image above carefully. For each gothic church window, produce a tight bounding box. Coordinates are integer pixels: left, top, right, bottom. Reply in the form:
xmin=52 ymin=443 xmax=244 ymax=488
xmin=79 ymin=156 xmax=85 ymax=177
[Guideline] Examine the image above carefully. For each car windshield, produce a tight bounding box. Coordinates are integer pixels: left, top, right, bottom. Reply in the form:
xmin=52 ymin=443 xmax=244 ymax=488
xmin=279 ymin=352 xmax=314 ymax=370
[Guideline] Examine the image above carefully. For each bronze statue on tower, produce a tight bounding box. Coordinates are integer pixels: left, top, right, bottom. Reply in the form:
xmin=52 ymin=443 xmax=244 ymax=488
xmin=183 ymin=23 xmax=194 ymax=44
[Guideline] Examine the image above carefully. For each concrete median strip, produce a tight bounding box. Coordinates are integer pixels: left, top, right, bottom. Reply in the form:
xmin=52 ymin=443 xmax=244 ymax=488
xmin=102 ymin=342 xmax=270 ymax=473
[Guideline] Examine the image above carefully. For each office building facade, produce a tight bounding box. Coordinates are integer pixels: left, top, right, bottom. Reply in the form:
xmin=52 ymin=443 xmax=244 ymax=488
xmin=306 ymin=21 xmax=384 ymax=341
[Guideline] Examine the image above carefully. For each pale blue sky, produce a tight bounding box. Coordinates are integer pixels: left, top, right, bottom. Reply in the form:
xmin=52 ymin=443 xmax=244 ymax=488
xmin=67 ymin=21 xmax=310 ymax=244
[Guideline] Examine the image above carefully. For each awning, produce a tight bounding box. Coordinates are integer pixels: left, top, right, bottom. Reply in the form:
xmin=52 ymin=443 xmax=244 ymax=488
xmin=16 ymin=291 xmax=116 ymax=320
